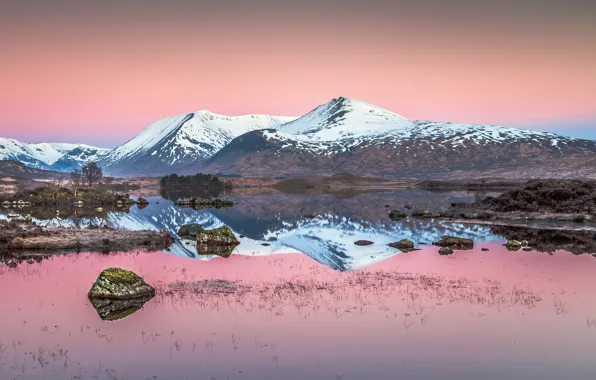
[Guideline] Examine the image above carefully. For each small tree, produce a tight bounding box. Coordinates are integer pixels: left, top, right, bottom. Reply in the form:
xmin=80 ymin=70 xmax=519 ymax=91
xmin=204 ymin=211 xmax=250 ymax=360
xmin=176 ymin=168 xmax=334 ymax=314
xmin=69 ymin=169 xmax=82 ymax=197
xmin=82 ymin=162 xmax=103 ymax=187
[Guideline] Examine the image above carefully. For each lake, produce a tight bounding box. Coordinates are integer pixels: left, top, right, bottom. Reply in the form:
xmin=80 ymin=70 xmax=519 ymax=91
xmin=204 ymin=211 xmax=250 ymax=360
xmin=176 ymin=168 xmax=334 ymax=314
xmin=1 ymin=190 xmax=595 ymax=379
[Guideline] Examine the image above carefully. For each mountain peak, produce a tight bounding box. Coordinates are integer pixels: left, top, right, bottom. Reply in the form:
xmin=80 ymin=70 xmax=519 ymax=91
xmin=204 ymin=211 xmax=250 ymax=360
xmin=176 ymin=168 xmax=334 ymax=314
xmin=276 ymin=97 xmax=411 ymax=141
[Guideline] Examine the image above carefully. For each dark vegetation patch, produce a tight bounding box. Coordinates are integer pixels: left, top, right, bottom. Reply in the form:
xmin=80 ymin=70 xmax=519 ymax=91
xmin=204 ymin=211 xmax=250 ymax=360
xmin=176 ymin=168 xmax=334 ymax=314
xmin=417 ymin=179 xmax=526 ymax=192
xmin=477 ymin=180 xmax=596 ymax=214
xmin=159 ymin=172 xmax=229 ymax=201
xmin=2 ymin=186 xmax=136 ymax=206
xmin=442 ymin=181 xmax=596 ymax=222
xmin=490 ymin=225 xmax=596 ymax=256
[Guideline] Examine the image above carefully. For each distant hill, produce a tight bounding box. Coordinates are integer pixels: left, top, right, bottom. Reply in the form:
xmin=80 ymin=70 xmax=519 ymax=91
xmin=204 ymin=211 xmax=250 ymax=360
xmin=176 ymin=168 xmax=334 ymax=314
xmin=0 ymin=160 xmax=67 ymax=180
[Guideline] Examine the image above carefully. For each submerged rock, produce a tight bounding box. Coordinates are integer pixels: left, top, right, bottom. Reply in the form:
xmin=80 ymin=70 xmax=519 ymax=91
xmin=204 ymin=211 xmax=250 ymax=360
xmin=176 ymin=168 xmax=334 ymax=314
xmin=481 ymin=248 xmax=490 ymax=251
xmin=196 ymin=225 xmax=240 ymax=246
xmin=388 ymin=239 xmax=415 ymax=250
xmin=412 ymin=209 xmax=432 ymax=218
xmin=89 ymin=296 xmax=153 ymax=321
xmin=438 ymin=247 xmax=454 ymax=255
xmin=88 ymin=268 xmax=156 ymax=300
xmin=354 ymin=240 xmax=374 ymax=246
xmin=388 ymin=210 xmax=407 ymax=221
xmin=433 ymin=236 xmax=474 ymax=249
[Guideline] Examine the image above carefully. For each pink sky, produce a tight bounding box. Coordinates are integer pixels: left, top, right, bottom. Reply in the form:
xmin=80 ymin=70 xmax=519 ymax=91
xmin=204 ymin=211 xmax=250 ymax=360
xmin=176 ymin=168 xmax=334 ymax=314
xmin=1 ymin=1 xmax=595 ymax=147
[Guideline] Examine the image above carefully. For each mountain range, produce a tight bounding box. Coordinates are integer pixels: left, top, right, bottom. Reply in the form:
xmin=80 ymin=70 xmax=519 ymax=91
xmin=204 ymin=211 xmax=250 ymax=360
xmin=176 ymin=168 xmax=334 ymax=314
xmin=2 ymin=97 xmax=596 ymax=178
xmin=0 ymin=138 xmax=109 ymax=171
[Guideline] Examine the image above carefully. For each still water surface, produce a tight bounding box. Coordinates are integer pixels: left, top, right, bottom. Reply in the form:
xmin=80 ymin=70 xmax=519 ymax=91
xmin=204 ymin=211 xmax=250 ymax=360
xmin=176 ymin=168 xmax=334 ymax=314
xmin=0 ymin=190 xmax=595 ymax=379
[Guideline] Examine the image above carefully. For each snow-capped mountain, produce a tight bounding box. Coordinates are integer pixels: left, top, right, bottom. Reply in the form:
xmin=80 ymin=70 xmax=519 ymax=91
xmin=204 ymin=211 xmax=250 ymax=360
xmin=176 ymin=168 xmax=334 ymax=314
xmin=0 ymin=137 xmax=109 ymax=170
xmin=4 ymin=97 xmax=596 ymax=178
xmin=203 ymin=97 xmax=596 ymax=178
xmin=100 ymin=111 xmax=295 ymax=176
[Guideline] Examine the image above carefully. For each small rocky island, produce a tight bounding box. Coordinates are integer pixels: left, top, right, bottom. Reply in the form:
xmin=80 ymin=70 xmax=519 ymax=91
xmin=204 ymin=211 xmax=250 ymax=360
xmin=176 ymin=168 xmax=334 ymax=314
xmin=174 ymin=197 xmax=234 ymax=209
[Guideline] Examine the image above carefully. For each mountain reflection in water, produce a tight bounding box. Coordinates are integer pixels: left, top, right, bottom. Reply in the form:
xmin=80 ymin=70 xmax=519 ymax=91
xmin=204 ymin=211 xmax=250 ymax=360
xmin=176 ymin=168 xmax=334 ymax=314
xmin=0 ymin=243 xmax=595 ymax=380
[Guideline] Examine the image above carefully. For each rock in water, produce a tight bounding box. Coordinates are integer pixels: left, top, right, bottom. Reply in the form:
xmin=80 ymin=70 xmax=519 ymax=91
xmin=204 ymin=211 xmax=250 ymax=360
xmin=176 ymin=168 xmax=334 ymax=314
xmin=388 ymin=239 xmax=415 ymax=250
xmin=196 ymin=244 xmax=235 ymax=258
xmin=136 ymin=197 xmax=149 ymax=210
xmin=388 ymin=210 xmax=407 ymax=221
xmin=177 ymin=224 xmax=204 ymax=239
xmin=88 ymin=268 xmax=156 ymax=300
xmin=505 ymin=240 xmax=523 ymax=251
xmin=438 ymin=247 xmax=454 ymax=255
xmin=354 ymin=240 xmax=374 ymax=246
xmin=412 ymin=209 xmax=432 ymax=218
xmin=196 ymin=225 xmax=240 ymax=246
xmin=136 ymin=197 xmax=149 ymax=205
xmin=89 ymin=297 xmax=153 ymax=321
xmin=433 ymin=236 xmax=474 ymax=249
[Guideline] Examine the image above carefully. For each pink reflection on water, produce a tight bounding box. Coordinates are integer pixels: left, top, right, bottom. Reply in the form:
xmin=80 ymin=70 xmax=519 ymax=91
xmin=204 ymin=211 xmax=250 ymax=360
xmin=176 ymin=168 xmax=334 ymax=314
xmin=0 ymin=246 xmax=595 ymax=380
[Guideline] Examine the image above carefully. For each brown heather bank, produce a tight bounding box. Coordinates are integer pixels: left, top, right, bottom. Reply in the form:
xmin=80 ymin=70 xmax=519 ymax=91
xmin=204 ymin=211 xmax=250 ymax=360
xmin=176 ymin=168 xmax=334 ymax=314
xmin=440 ymin=180 xmax=596 ymax=224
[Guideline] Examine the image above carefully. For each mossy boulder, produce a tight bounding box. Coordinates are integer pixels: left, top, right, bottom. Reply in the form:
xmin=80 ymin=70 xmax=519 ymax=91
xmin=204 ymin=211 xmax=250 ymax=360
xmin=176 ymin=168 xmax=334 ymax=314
xmin=388 ymin=210 xmax=408 ymax=221
xmin=433 ymin=236 xmax=474 ymax=249
xmin=196 ymin=225 xmax=240 ymax=246
xmin=354 ymin=240 xmax=374 ymax=246
xmin=88 ymin=268 xmax=155 ymax=300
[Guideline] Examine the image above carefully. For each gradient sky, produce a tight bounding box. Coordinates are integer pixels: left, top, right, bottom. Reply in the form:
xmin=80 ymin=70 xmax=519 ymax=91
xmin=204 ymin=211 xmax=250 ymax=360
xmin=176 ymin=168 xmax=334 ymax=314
xmin=1 ymin=0 xmax=595 ymax=147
